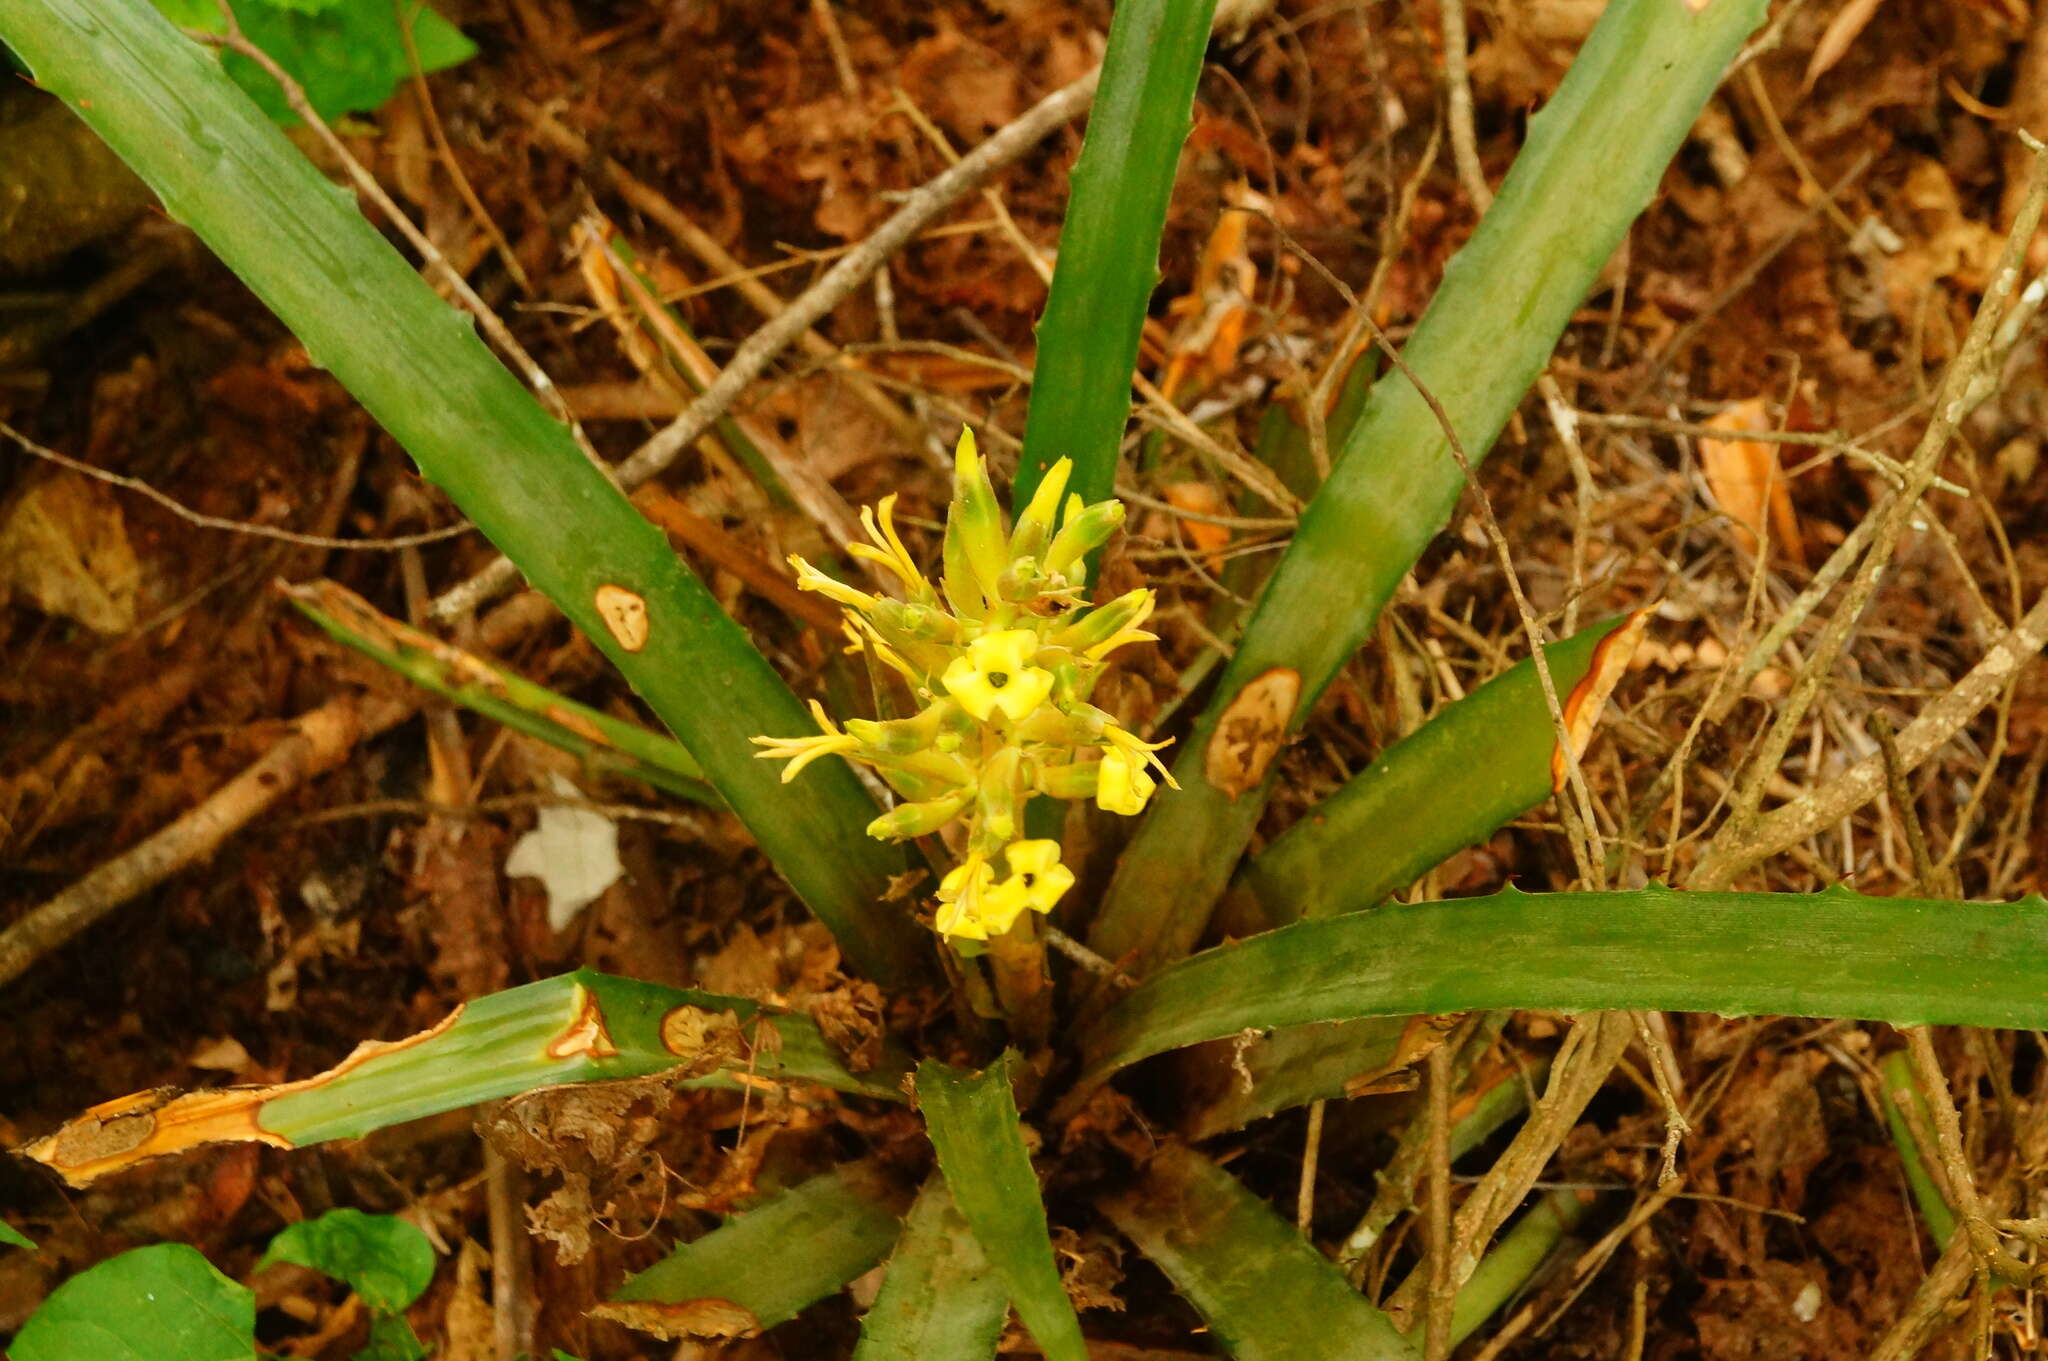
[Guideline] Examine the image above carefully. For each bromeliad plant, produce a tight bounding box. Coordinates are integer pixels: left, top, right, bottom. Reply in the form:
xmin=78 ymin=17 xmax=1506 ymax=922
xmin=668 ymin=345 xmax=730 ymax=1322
xmin=754 ymin=430 xmax=1171 ymax=949
xmin=10 ymin=0 xmax=2048 ymax=1355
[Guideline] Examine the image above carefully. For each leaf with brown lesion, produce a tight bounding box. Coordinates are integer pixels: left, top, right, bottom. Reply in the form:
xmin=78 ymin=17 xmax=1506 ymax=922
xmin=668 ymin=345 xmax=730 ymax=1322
xmin=20 ymin=1004 xmax=465 ymax=1186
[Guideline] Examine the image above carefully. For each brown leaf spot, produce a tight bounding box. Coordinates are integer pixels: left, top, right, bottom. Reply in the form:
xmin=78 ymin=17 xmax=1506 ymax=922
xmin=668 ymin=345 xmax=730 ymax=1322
xmin=594 ymin=583 xmax=649 ymax=652
xmin=588 ymin=1298 xmax=762 ymax=1341
xmin=547 ymin=986 xmax=621 ymax=1060
xmin=660 ymin=1004 xmax=745 ymax=1065
xmin=542 ymin=704 xmax=608 ymax=743
xmin=19 ymin=1003 xmax=465 ymax=1186
xmin=1552 ymin=609 xmax=1652 ymax=793
xmin=1204 ymin=667 xmax=1300 ymax=797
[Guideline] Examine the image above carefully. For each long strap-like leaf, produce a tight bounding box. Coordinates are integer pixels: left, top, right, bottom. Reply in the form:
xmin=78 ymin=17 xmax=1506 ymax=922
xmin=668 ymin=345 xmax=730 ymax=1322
xmin=1100 ymin=1144 xmax=1416 ymax=1361
xmin=604 ymin=1159 xmax=914 ymax=1339
xmin=917 ymin=1057 xmax=1087 ymax=1361
xmin=1071 ymin=886 xmax=2048 ymax=1104
xmin=0 ymin=0 xmax=925 ymax=985
xmin=1012 ymin=0 xmax=1219 ymax=512
xmin=1086 ymin=0 xmax=1769 ymax=980
xmin=23 ymin=970 xmax=906 ymax=1185
xmin=853 ymin=1173 xmax=1011 ymax=1361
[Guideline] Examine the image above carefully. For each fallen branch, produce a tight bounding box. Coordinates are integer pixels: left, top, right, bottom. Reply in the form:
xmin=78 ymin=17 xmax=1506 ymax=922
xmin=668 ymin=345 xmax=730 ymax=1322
xmin=0 ymin=593 xmax=557 ymax=991
xmin=1688 ymin=587 xmax=2048 ymax=889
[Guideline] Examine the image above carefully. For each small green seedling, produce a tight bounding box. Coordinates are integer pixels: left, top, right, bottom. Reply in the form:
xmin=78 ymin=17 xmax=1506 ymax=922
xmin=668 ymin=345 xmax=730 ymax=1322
xmin=10 ymin=1209 xmax=433 ymax=1361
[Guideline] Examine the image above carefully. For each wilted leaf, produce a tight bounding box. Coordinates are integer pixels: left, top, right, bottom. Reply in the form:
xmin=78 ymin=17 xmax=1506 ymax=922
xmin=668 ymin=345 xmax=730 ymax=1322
xmin=1698 ymin=400 xmax=1804 ymax=566
xmin=0 ymin=474 xmax=140 ymax=635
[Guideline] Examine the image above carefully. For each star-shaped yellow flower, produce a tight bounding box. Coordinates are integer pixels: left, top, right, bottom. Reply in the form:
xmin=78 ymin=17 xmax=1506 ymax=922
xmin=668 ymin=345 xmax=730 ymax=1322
xmin=941 ymin=629 xmax=1054 ymax=723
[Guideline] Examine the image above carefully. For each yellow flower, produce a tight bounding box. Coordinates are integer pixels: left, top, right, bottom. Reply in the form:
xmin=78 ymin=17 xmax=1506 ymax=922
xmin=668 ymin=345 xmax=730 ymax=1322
xmin=1002 ymin=840 xmax=1074 ymax=916
xmin=1095 ymin=745 xmax=1157 ymax=815
xmin=789 ymin=555 xmax=881 ymax=613
xmin=935 ymin=853 xmax=996 ymax=942
xmin=942 ymin=629 xmax=1054 ymax=723
xmin=751 ymin=700 xmax=862 ymax=781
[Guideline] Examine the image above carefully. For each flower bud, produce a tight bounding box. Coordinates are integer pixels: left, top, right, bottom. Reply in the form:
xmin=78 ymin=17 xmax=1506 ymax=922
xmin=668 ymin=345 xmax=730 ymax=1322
xmin=867 ymin=789 xmax=972 ymax=840
xmin=1010 ymin=457 xmax=1073 ymax=560
xmin=942 ymin=428 xmax=1010 ymax=610
xmin=1044 ymin=498 xmax=1126 ymax=576
xmin=845 ymin=704 xmax=944 ymax=754
xmin=1051 ymin=588 xmax=1156 ymax=655
xmin=1035 ymin=761 xmax=1099 ymax=800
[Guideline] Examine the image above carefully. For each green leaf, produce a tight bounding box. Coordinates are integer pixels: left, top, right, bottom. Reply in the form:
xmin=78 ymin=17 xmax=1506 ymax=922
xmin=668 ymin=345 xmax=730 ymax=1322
xmin=608 ymin=1159 xmax=913 ymax=1333
xmin=1227 ymin=614 xmax=1637 ymax=931
xmin=1179 ymin=1015 xmax=1412 ymax=1140
xmin=166 ymin=0 xmax=476 ymax=123
xmin=286 ymin=582 xmax=718 ymax=808
xmin=1012 ymin=0 xmax=1220 ymax=514
xmin=0 ymin=1219 xmax=35 ymax=1251
xmin=11 ymin=1244 xmax=255 ymax=1361
xmin=1879 ymin=1049 xmax=1958 ymax=1248
xmin=1100 ymin=1145 xmax=1415 ymax=1361
xmin=853 ymin=1173 xmax=1010 ymax=1361
xmin=1086 ymin=0 xmax=1770 ymax=981
xmin=1450 ymin=1189 xmax=1591 ymax=1346
xmin=915 ymin=1056 xmax=1086 ymax=1361
xmin=1 ymin=0 xmax=926 ymax=984
xmin=1073 ymin=887 xmax=2048 ymax=1101
xmin=24 ymin=971 xmax=908 ymax=1185
xmin=355 ymin=1313 xmax=430 ymax=1361
xmin=260 ymin=1208 xmax=435 ymax=1313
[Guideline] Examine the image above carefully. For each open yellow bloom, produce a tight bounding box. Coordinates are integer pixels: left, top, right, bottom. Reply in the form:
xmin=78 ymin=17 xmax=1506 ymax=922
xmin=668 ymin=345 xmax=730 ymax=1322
xmin=1095 ymin=745 xmax=1157 ymax=815
xmin=941 ymin=629 xmax=1054 ymax=723
xmin=935 ymin=853 xmax=996 ymax=942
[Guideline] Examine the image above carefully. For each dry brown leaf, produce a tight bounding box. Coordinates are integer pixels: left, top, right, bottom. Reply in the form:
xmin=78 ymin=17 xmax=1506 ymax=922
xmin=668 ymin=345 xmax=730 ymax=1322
xmin=1161 ymin=481 xmax=1232 ymax=576
xmin=0 ymin=473 xmax=140 ymax=635
xmin=439 ymin=1239 xmax=495 ymax=1361
xmin=1699 ymin=400 xmax=1806 ymax=567
xmin=1802 ymin=0 xmax=1887 ymax=92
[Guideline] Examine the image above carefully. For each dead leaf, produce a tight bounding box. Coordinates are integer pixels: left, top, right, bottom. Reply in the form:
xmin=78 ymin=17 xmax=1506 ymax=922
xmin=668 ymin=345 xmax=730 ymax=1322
xmin=505 ymin=774 xmax=624 ymax=932
xmin=1161 ymin=481 xmax=1232 ymax=576
xmin=1699 ymin=400 xmax=1806 ymax=566
xmin=440 ymin=1240 xmax=495 ymax=1361
xmin=588 ymin=1298 xmax=762 ymax=1341
xmin=1802 ymin=0 xmax=1887 ymax=92
xmin=0 ymin=474 xmax=141 ymax=635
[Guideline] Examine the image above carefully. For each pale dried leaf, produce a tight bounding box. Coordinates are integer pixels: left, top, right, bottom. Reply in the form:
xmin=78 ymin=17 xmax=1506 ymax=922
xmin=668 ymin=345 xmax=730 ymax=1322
xmin=0 ymin=474 xmax=140 ymax=635
xmin=1699 ymin=400 xmax=1805 ymax=566
xmin=1802 ymin=0 xmax=1887 ymax=92
xmin=504 ymin=774 xmax=624 ymax=932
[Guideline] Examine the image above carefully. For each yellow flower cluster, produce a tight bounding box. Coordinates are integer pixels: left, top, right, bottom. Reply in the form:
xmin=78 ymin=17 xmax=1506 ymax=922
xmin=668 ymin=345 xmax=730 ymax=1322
xmin=752 ymin=429 xmax=1174 ymax=945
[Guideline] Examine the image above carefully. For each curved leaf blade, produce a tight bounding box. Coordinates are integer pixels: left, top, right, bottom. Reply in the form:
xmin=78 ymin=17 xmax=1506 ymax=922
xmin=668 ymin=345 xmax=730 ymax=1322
xmin=1228 ymin=614 xmax=1638 ymax=930
xmin=853 ymin=1173 xmax=1010 ymax=1361
xmin=1013 ymin=0 xmax=1220 ymax=512
xmin=24 ymin=969 xmax=906 ymax=1185
xmin=917 ymin=1056 xmax=1087 ymax=1361
xmin=1074 ymin=887 xmax=2048 ymax=1098
xmin=1099 ymin=1144 xmax=1415 ymax=1361
xmin=1087 ymin=0 xmax=1770 ymax=980
xmin=606 ymin=1159 xmax=913 ymax=1338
